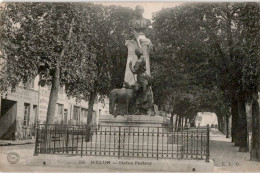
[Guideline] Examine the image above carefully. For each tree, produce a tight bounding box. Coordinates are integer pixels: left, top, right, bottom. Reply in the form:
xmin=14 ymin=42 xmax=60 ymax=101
xmin=238 ymin=3 xmax=260 ymax=160
xmin=152 ymin=2 xmax=260 ymax=153
xmin=0 ymin=3 xmax=136 ymax=126
xmin=151 ymin=3 xmax=230 ymax=130
xmin=0 ymin=3 xmax=96 ymax=124
xmin=64 ymin=4 xmax=135 ymax=125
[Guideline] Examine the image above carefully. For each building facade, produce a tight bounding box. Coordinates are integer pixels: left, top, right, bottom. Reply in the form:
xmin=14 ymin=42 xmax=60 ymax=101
xmin=0 ymin=76 xmax=109 ymax=140
xmin=195 ymin=112 xmax=218 ymax=127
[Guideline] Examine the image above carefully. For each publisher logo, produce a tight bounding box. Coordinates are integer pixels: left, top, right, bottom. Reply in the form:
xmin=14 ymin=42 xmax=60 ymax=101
xmin=7 ymin=152 xmax=20 ymax=164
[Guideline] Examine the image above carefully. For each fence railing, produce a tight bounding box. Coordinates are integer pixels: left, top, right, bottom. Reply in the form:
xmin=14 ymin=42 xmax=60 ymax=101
xmin=34 ymin=124 xmax=210 ymax=162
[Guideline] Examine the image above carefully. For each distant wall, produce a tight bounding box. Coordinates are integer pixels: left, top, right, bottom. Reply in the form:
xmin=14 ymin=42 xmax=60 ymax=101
xmin=195 ymin=112 xmax=218 ymax=127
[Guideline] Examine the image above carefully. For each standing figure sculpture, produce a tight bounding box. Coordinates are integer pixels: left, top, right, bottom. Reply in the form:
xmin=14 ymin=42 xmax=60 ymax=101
xmin=129 ymin=49 xmax=155 ymax=116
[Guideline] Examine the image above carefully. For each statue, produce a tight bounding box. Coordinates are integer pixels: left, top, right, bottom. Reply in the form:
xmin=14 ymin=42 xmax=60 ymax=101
xmin=109 ymin=84 xmax=139 ymax=117
xmin=128 ymin=5 xmax=151 ymax=48
xmin=108 ymin=5 xmax=155 ymax=117
xmin=129 ymin=49 xmax=155 ymax=116
xmin=124 ymin=5 xmax=153 ymax=86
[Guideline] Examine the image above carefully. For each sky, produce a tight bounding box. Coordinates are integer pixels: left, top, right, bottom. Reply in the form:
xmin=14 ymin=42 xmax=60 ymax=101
xmin=94 ymin=1 xmax=183 ymax=20
xmin=1 ymin=0 xmax=255 ymax=20
xmin=0 ymin=1 xmax=183 ymax=20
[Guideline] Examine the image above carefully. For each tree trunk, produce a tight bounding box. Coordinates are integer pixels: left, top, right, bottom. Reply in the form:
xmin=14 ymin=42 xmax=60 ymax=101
xmin=87 ymin=91 xmax=97 ymax=125
xmin=220 ymin=116 xmax=223 ymax=133
xmin=0 ymin=93 xmax=2 ymax=117
xmin=170 ymin=112 xmax=174 ymax=128
xmin=216 ymin=112 xmax=223 ymax=133
xmin=231 ymin=98 xmax=239 ymax=146
xmin=226 ymin=115 xmax=230 ymax=138
xmin=250 ymin=90 xmax=260 ymax=160
xmin=237 ymin=94 xmax=249 ymax=152
xmin=221 ymin=116 xmax=225 ymax=134
xmin=184 ymin=117 xmax=187 ymax=127
xmin=216 ymin=109 xmax=227 ymax=134
xmin=217 ymin=115 xmax=221 ymax=131
xmin=178 ymin=116 xmax=182 ymax=130
xmin=175 ymin=115 xmax=178 ymax=131
xmin=223 ymin=115 xmax=227 ymax=135
xmin=226 ymin=10 xmax=238 ymax=143
xmin=45 ymin=18 xmax=74 ymax=126
xmin=46 ymin=67 xmax=60 ymax=125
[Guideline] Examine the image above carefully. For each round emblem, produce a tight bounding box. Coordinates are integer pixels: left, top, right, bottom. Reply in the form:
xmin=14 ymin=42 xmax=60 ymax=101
xmin=7 ymin=152 xmax=20 ymax=164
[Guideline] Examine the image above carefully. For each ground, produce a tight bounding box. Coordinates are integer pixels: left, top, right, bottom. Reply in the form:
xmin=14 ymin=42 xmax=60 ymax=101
xmin=210 ymin=128 xmax=260 ymax=172
xmin=0 ymin=128 xmax=259 ymax=172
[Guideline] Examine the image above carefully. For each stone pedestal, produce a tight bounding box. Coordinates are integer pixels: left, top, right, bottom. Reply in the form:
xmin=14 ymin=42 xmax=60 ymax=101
xmin=97 ymin=115 xmax=182 ymax=158
xmin=99 ymin=115 xmax=167 ymax=128
xmin=124 ymin=40 xmax=139 ymax=86
xmin=140 ymin=38 xmax=152 ymax=76
xmin=124 ymin=38 xmax=153 ymax=86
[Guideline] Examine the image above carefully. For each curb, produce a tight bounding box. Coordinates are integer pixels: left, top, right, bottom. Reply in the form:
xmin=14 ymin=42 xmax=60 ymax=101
xmin=0 ymin=141 xmax=35 ymax=146
xmin=28 ymin=155 xmax=214 ymax=172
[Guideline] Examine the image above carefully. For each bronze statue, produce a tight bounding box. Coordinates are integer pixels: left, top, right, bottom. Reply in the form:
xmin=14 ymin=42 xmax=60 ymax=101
xmin=128 ymin=5 xmax=151 ymax=48
xmin=109 ymin=5 xmax=155 ymax=117
xmin=109 ymin=84 xmax=139 ymax=117
xmin=129 ymin=49 xmax=155 ymax=115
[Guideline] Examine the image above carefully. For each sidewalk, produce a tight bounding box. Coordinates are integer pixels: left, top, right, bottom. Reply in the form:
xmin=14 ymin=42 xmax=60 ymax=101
xmin=1 ymin=153 xmax=214 ymax=172
xmin=210 ymin=129 xmax=260 ymax=172
xmin=0 ymin=139 xmax=35 ymax=146
xmin=0 ymin=143 xmax=214 ymax=172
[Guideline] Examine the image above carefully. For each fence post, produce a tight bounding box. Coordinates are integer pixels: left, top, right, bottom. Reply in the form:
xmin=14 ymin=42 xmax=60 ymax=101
xmin=44 ymin=125 xmax=48 ymax=153
xmin=81 ymin=126 xmax=84 ymax=157
xmin=205 ymin=124 xmax=210 ymax=162
xmin=33 ymin=127 xmax=39 ymax=156
xmin=66 ymin=127 xmax=69 ymax=154
xmin=181 ymin=129 xmax=184 ymax=159
xmin=156 ymin=127 xmax=159 ymax=160
xmin=118 ymin=126 xmax=121 ymax=158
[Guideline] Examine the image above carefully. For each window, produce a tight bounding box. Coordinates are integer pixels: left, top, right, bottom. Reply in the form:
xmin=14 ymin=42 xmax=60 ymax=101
xmin=81 ymin=108 xmax=88 ymax=118
xmin=64 ymin=109 xmax=68 ymax=124
xmin=33 ymin=105 xmax=38 ymax=124
xmin=55 ymin=104 xmax=63 ymax=123
xmin=57 ymin=104 xmax=63 ymax=115
xmin=30 ymin=79 xmax=35 ymax=89
xmin=22 ymin=81 xmax=34 ymax=90
xmin=23 ymin=103 xmax=30 ymax=126
xmin=73 ymin=106 xmax=80 ymax=124
xmin=21 ymin=82 xmax=29 ymax=89
xmin=59 ymin=85 xmax=64 ymax=94
xmin=80 ymin=108 xmax=88 ymax=124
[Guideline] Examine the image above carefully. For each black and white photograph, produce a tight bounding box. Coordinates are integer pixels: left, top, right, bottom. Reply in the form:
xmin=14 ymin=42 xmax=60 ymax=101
xmin=0 ymin=0 xmax=260 ymax=173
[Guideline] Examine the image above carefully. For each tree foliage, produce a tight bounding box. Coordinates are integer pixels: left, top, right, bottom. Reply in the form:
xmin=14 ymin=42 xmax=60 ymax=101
xmin=152 ymin=2 xmax=260 ymax=157
xmin=0 ymin=2 xmax=135 ymax=125
xmin=0 ymin=3 xmax=95 ymax=90
xmin=65 ymin=4 xmax=134 ymax=100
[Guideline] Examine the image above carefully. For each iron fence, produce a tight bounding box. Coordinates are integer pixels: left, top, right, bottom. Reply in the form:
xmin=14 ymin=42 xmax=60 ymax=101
xmin=34 ymin=124 xmax=210 ymax=162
